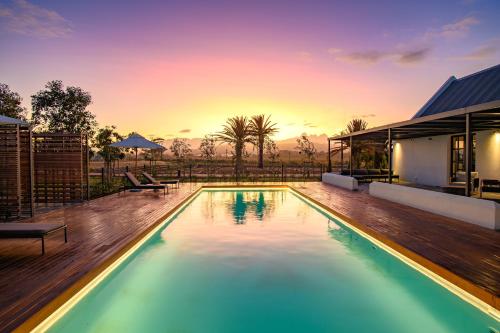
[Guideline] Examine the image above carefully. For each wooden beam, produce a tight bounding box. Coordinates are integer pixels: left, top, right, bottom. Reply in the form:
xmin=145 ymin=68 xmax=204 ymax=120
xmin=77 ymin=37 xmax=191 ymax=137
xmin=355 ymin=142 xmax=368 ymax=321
xmin=29 ymin=128 xmax=34 ymax=217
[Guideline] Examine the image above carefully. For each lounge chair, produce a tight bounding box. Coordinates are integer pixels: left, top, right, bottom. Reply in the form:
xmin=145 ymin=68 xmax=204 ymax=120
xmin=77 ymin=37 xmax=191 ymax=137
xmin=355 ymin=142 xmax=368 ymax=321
xmin=480 ymin=179 xmax=500 ymax=198
xmin=123 ymin=172 xmax=167 ymax=195
xmin=142 ymin=172 xmax=180 ymax=189
xmin=0 ymin=223 xmax=67 ymax=254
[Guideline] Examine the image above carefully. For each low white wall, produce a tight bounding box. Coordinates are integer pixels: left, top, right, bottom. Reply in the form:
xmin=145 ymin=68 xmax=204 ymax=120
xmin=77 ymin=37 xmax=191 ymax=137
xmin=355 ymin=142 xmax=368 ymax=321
xmin=322 ymin=173 xmax=358 ymax=191
xmin=369 ymin=182 xmax=499 ymax=230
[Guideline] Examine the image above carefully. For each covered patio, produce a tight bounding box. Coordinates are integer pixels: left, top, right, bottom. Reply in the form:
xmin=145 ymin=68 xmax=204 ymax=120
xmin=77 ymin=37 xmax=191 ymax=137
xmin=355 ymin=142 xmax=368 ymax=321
xmin=327 ymin=100 xmax=500 ymax=197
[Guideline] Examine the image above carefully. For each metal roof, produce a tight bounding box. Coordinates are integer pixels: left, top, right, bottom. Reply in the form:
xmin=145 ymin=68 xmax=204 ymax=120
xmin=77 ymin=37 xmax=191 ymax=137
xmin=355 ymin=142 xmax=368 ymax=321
xmin=413 ymin=64 xmax=500 ymax=118
xmin=330 ymin=100 xmax=500 ymax=141
xmin=0 ymin=115 xmax=30 ymax=127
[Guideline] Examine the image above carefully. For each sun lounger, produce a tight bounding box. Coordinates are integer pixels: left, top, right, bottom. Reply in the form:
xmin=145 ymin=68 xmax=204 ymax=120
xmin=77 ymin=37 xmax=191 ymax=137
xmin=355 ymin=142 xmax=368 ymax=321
xmin=0 ymin=223 xmax=67 ymax=254
xmin=123 ymin=172 xmax=167 ymax=195
xmin=142 ymin=172 xmax=180 ymax=189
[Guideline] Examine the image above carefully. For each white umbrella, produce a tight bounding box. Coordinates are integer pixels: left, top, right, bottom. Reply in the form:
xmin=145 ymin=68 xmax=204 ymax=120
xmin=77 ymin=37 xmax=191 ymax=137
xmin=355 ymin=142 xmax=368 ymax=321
xmin=110 ymin=134 xmax=164 ymax=174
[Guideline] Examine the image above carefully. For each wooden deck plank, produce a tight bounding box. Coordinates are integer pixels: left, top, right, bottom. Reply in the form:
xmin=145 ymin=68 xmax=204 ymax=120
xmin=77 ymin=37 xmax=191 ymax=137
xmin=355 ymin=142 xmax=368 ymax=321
xmin=0 ymin=182 xmax=499 ymax=332
xmin=0 ymin=184 xmax=201 ymax=333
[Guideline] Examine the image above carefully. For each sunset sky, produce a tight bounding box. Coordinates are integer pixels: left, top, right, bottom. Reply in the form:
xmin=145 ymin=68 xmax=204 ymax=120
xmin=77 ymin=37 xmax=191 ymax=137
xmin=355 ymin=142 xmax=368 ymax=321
xmin=1 ymin=0 xmax=499 ymax=140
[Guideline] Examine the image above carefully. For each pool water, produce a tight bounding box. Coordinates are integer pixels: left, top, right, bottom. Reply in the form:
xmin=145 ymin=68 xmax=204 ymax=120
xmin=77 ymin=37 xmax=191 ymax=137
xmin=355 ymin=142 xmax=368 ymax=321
xmin=48 ymin=190 xmax=499 ymax=333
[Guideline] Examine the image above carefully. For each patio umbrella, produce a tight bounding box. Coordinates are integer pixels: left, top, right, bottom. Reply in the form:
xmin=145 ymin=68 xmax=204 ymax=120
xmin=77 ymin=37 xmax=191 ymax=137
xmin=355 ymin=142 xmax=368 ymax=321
xmin=110 ymin=134 xmax=164 ymax=174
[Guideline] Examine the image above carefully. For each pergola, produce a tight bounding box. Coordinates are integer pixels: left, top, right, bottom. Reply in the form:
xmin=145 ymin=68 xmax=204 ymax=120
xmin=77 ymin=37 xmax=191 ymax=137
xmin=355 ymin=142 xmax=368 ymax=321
xmin=327 ymin=100 xmax=500 ymax=196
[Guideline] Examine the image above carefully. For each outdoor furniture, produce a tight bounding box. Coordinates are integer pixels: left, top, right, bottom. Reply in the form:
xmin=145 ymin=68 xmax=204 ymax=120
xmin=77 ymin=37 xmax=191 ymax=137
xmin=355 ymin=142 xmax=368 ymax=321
xmin=123 ymin=172 xmax=167 ymax=195
xmin=142 ymin=172 xmax=180 ymax=189
xmin=348 ymin=169 xmax=399 ymax=183
xmin=480 ymin=179 xmax=500 ymax=198
xmin=0 ymin=223 xmax=67 ymax=254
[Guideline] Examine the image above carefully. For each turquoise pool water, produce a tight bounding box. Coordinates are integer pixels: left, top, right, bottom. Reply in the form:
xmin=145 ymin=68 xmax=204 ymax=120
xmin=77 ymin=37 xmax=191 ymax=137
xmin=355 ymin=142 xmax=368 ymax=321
xmin=48 ymin=190 xmax=498 ymax=333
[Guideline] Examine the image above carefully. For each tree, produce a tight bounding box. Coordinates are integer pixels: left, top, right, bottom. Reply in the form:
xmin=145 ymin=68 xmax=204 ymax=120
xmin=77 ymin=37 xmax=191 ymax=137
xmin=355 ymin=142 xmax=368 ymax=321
xmin=31 ymin=80 xmax=96 ymax=135
xmin=345 ymin=118 xmax=368 ymax=134
xmin=250 ymin=114 xmax=278 ymax=168
xmin=93 ymin=126 xmax=123 ymax=182
xmin=0 ymin=83 xmax=27 ymax=120
xmin=215 ymin=116 xmax=253 ymax=179
xmin=199 ymin=135 xmax=217 ymax=178
xmin=343 ymin=118 xmax=369 ymax=168
xmin=170 ymin=138 xmax=192 ymax=162
xmin=296 ymin=134 xmax=316 ymax=162
xmin=264 ymin=137 xmax=280 ymax=162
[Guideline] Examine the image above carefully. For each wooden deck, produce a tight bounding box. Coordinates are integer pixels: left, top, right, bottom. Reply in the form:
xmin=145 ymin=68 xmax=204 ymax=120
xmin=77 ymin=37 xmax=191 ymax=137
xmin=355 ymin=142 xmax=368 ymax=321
xmin=0 ymin=184 xmax=202 ymax=332
xmin=0 ymin=182 xmax=499 ymax=332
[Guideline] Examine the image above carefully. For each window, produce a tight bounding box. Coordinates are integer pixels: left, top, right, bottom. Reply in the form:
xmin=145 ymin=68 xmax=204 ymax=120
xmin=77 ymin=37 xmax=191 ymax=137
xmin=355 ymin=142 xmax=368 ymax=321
xmin=450 ymin=134 xmax=476 ymax=180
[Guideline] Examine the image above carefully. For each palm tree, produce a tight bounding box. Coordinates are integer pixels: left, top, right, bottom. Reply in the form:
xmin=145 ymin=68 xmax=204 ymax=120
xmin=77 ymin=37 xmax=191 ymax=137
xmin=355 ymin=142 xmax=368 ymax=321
xmin=216 ymin=116 xmax=253 ymax=179
xmin=345 ymin=118 xmax=368 ymax=133
xmin=250 ymin=114 xmax=278 ymax=168
xmin=343 ymin=118 xmax=368 ymax=168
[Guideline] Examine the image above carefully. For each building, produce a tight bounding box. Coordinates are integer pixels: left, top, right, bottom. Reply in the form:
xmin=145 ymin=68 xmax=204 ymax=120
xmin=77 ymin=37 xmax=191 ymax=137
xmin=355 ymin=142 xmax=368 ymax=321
xmin=328 ymin=64 xmax=500 ymax=198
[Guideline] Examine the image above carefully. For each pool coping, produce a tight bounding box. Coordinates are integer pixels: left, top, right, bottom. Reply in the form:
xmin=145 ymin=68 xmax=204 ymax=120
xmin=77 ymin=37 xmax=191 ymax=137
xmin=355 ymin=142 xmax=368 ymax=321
xmin=16 ymin=185 xmax=499 ymax=332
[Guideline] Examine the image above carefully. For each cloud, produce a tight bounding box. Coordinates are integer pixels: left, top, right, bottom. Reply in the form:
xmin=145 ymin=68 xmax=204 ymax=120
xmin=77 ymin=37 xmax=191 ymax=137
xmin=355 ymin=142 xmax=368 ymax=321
xmin=327 ymin=48 xmax=342 ymax=55
xmin=333 ymin=47 xmax=431 ymax=65
xmin=337 ymin=50 xmax=387 ymax=64
xmin=0 ymin=0 xmax=72 ymax=38
xmin=439 ymin=16 xmax=479 ymax=38
xmin=304 ymin=122 xmax=317 ymax=128
xmin=424 ymin=16 xmax=479 ymax=40
xmin=453 ymin=40 xmax=499 ymax=60
xmin=396 ymin=47 xmax=431 ymax=64
xmin=328 ymin=16 xmax=479 ymax=67
xmin=179 ymin=129 xmax=191 ymax=133
xmin=297 ymin=51 xmax=313 ymax=62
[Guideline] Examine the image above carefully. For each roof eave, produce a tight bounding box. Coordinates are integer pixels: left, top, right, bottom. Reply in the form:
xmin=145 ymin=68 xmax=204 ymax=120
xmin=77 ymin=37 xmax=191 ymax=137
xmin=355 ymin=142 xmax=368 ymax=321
xmin=329 ymin=99 xmax=500 ymax=141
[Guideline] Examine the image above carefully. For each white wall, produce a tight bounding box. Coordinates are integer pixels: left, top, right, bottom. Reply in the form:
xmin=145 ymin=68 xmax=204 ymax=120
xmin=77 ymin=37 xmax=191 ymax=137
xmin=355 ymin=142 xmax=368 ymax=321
xmin=322 ymin=173 xmax=358 ymax=191
xmin=476 ymin=130 xmax=500 ymax=180
xmin=394 ymin=130 xmax=500 ymax=187
xmin=370 ymin=182 xmax=500 ymax=230
xmin=393 ymin=135 xmax=449 ymax=187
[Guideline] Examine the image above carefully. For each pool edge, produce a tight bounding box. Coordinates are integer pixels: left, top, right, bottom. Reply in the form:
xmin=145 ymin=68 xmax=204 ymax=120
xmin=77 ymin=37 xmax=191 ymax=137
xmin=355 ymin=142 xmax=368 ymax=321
xmin=15 ymin=187 xmax=204 ymax=333
xmin=289 ymin=186 xmax=500 ymax=318
xmin=17 ymin=185 xmax=499 ymax=332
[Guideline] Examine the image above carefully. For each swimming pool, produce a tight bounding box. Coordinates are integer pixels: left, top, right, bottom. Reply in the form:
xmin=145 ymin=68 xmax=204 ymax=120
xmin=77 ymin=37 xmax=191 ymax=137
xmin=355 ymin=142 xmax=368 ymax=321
xmin=42 ymin=189 xmax=498 ymax=332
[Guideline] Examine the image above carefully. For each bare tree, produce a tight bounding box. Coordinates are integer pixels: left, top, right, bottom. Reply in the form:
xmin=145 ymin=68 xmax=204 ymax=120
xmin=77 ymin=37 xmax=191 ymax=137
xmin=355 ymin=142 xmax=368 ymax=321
xmin=296 ymin=134 xmax=316 ymax=162
xmin=170 ymin=138 xmax=192 ymax=163
xmin=265 ymin=137 xmax=280 ymax=163
xmin=200 ymin=135 xmax=217 ymax=178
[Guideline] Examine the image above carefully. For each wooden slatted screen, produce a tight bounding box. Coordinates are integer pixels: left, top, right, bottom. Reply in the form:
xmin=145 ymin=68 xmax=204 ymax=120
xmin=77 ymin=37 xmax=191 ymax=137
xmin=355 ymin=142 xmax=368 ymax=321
xmin=33 ymin=133 xmax=89 ymax=208
xmin=0 ymin=125 xmax=33 ymax=220
xmin=0 ymin=125 xmax=20 ymax=219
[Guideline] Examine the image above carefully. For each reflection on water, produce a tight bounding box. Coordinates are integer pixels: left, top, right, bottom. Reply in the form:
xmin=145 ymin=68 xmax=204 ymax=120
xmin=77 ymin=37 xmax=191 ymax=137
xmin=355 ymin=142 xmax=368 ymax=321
xmin=222 ymin=190 xmax=282 ymax=224
xmin=48 ymin=190 xmax=498 ymax=333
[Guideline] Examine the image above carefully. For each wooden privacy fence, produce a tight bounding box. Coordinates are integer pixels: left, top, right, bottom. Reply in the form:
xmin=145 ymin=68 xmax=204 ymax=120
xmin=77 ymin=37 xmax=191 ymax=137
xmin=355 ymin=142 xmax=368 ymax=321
xmin=0 ymin=128 xmax=89 ymax=220
xmin=0 ymin=124 xmax=33 ymax=220
xmin=33 ymin=133 xmax=89 ymax=207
